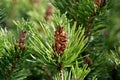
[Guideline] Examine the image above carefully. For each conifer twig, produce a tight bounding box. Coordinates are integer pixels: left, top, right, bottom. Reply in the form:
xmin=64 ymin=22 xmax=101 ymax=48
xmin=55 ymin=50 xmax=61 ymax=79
xmin=6 ymin=30 xmax=26 ymax=78
xmin=84 ymin=11 xmax=97 ymax=38
xmin=6 ymin=57 xmax=18 ymax=77
xmin=60 ymin=69 xmax=63 ymax=80
xmin=85 ymin=0 xmax=106 ymax=38
xmin=57 ymin=62 xmax=63 ymax=80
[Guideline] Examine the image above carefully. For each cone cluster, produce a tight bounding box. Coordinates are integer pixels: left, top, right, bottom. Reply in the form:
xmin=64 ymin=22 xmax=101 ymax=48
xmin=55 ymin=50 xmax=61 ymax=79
xmin=54 ymin=27 xmax=68 ymax=55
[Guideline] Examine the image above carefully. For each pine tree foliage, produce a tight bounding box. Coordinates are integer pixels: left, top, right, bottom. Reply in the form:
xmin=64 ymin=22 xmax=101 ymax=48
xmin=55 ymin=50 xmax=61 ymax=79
xmin=52 ymin=0 xmax=110 ymax=54
xmin=52 ymin=0 xmax=109 ymax=31
xmin=0 ymin=0 xmax=120 ymax=80
xmin=0 ymin=27 xmax=31 ymax=80
xmin=71 ymin=61 xmax=90 ymax=80
xmin=0 ymin=9 xmax=7 ymax=24
xmin=0 ymin=10 xmax=90 ymax=79
xmin=52 ymin=0 xmax=119 ymax=80
xmin=53 ymin=0 xmax=94 ymax=26
xmin=53 ymin=62 xmax=90 ymax=80
xmin=28 ymin=11 xmax=89 ymax=79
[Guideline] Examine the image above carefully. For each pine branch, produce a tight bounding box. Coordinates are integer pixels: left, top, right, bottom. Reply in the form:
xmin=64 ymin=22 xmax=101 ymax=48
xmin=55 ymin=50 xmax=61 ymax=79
xmin=84 ymin=11 xmax=97 ymax=37
xmin=0 ymin=26 xmax=30 ymax=80
xmin=6 ymin=56 xmax=19 ymax=78
xmin=6 ymin=30 xmax=26 ymax=78
xmin=28 ymin=10 xmax=88 ymax=79
xmin=53 ymin=0 xmax=107 ymax=38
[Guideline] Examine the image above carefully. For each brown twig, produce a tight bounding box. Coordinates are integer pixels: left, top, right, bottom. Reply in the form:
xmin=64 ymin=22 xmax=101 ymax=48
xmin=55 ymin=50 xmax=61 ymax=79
xmin=57 ymin=62 xmax=63 ymax=80
xmin=6 ymin=56 xmax=19 ymax=77
xmin=84 ymin=0 xmax=106 ymax=38
xmin=84 ymin=11 xmax=97 ymax=38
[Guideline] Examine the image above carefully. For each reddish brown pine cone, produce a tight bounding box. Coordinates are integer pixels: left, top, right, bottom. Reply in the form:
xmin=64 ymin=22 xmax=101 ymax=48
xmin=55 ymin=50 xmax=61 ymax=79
xmin=54 ymin=27 xmax=68 ymax=55
xmin=45 ymin=5 xmax=53 ymax=22
xmin=19 ymin=30 xmax=27 ymax=51
xmin=19 ymin=30 xmax=26 ymax=43
xmin=94 ymin=0 xmax=106 ymax=8
xmin=19 ymin=43 xmax=25 ymax=51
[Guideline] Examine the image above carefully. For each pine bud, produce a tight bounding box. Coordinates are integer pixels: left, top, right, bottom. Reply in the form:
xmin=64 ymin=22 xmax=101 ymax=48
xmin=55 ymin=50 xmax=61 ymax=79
xmin=54 ymin=27 xmax=68 ymax=55
xmin=45 ymin=5 xmax=53 ymax=22
xmin=19 ymin=30 xmax=26 ymax=44
xmin=94 ymin=0 xmax=106 ymax=8
xmin=84 ymin=57 xmax=92 ymax=66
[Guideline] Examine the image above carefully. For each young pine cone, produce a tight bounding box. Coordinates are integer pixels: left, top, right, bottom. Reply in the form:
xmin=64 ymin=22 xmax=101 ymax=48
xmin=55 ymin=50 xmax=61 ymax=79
xmin=19 ymin=30 xmax=27 ymax=51
xmin=54 ymin=27 xmax=68 ymax=55
xmin=14 ymin=30 xmax=26 ymax=51
xmin=45 ymin=5 xmax=53 ymax=22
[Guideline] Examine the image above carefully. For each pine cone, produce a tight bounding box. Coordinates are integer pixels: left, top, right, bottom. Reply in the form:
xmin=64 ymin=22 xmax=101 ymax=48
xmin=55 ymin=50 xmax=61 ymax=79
xmin=14 ymin=30 xmax=26 ymax=51
xmin=45 ymin=5 xmax=53 ymax=22
xmin=54 ymin=27 xmax=68 ymax=55
xmin=94 ymin=0 xmax=106 ymax=8
xmin=19 ymin=30 xmax=27 ymax=51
